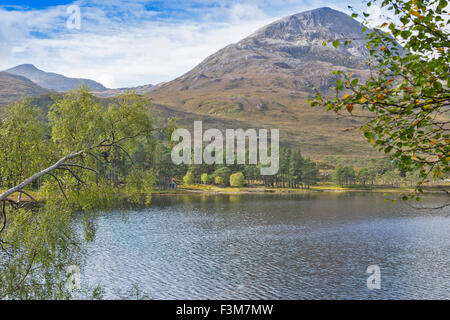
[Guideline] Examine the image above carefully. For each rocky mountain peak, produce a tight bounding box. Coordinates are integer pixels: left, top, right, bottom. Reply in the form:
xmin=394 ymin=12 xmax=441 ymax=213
xmin=251 ymin=7 xmax=361 ymax=39
xmin=159 ymin=7 xmax=371 ymax=93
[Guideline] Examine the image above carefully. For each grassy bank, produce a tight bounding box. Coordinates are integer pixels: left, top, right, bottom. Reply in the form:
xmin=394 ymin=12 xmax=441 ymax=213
xmin=3 ymin=183 xmax=448 ymax=203
xmin=165 ymin=183 xmax=419 ymax=195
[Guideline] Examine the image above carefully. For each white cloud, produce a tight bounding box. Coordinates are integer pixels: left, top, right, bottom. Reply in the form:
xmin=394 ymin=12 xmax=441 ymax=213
xmin=229 ymin=3 xmax=266 ymax=23
xmin=0 ymin=1 xmax=279 ymax=88
xmin=3 ymin=18 xmax=275 ymax=88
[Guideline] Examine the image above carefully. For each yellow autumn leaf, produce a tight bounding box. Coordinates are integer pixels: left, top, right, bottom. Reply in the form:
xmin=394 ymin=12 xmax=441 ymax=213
xmin=380 ymin=23 xmax=388 ymax=28
xmin=409 ymin=10 xmax=423 ymax=18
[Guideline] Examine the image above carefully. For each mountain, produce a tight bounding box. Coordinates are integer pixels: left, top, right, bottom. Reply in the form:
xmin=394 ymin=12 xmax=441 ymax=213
xmin=4 ymin=64 xmax=107 ymax=92
xmin=0 ymin=72 xmax=50 ymax=106
xmin=149 ymin=7 xmax=376 ymax=158
xmin=93 ymin=83 xmax=164 ymax=98
xmin=157 ymin=7 xmax=370 ymax=94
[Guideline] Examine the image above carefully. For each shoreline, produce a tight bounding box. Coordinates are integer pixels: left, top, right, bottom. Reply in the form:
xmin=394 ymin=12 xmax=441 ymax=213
xmin=2 ymin=184 xmax=448 ymax=203
xmin=152 ymin=184 xmax=450 ymax=196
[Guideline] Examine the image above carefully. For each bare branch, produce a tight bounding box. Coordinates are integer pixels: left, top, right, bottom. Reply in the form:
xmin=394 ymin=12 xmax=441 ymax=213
xmin=46 ymin=173 xmax=68 ymax=202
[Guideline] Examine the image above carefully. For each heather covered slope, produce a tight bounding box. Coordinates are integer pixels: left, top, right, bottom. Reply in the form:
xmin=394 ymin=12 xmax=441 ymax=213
xmin=0 ymin=71 xmax=50 ymax=106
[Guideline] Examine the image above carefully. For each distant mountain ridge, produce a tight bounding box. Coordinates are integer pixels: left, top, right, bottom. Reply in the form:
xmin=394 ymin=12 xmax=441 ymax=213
xmin=4 ymin=64 xmax=107 ymax=92
xmin=0 ymin=64 xmax=162 ymax=104
xmin=92 ymin=83 xmax=164 ymax=98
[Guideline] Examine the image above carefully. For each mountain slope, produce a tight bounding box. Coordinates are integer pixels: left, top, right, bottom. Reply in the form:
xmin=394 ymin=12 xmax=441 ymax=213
xmin=4 ymin=64 xmax=107 ymax=92
xmin=157 ymin=7 xmax=370 ymax=94
xmin=0 ymin=72 xmax=50 ymax=106
xmin=148 ymin=7 xmax=375 ymax=159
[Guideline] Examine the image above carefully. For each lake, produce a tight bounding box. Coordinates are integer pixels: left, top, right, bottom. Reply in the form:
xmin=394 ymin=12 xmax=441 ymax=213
xmin=80 ymin=192 xmax=450 ymax=299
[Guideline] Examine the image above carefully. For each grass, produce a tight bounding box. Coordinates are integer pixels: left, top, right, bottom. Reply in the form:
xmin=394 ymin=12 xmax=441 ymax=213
xmin=173 ymin=183 xmax=417 ymax=194
xmin=147 ymin=86 xmax=378 ymax=160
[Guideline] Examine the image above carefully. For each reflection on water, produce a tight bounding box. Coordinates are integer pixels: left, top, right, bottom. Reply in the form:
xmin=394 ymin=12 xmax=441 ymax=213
xmin=81 ymin=193 xmax=450 ymax=299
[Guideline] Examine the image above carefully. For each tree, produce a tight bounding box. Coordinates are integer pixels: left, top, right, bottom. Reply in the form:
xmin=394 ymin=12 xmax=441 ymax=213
xmin=302 ymin=158 xmax=320 ymax=188
xmin=289 ymin=150 xmax=304 ymax=188
xmin=357 ymin=168 xmax=371 ymax=185
xmin=230 ymin=172 xmax=245 ymax=187
xmin=332 ymin=166 xmax=356 ymax=186
xmin=309 ymin=0 xmax=449 ymax=201
xmin=0 ymin=100 xmax=50 ymax=191
xmin=243 ymin=164 xmax=259 ymax=185
xmin=201 ymin=173 xmax=209 ymax=185
xmin=211 ymin=167 xmax=231 ymax=186
xmin=183 ymin=172 xmax=194 ymax=185
xmin=125 ymin=168 xmax=155 ymax=205
xmin=0 ymin=87 xmax=157 ymax=299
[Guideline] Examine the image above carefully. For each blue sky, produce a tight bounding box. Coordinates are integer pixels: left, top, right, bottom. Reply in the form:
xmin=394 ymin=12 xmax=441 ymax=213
xmin=0 ymin=0 xmax=381 ymax=88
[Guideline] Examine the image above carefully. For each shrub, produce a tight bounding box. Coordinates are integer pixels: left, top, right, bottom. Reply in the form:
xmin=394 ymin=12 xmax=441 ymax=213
xmin=230 ymin=172 xmax=245 ymax=187
xmin=183 ymin=172 xmax=194 ymax=185
xmin=211 ymin=167 xmax=231 ymax=186
xmin=201 ymin=173 xmax=209 ymax=184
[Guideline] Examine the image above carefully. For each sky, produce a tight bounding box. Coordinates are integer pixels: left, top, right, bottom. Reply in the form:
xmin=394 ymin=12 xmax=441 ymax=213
xmin=0 ymin=0 xmax=384 ymax=88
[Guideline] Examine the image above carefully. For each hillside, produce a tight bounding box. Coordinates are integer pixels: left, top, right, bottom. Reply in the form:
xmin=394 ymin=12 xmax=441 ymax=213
xmin=92 ymin=83 xmax=164 ymax=98
xmin=1 ymin=7 xmax=383 ymax=160
xmin=0 ymin=72 xmax=50 ymax=106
